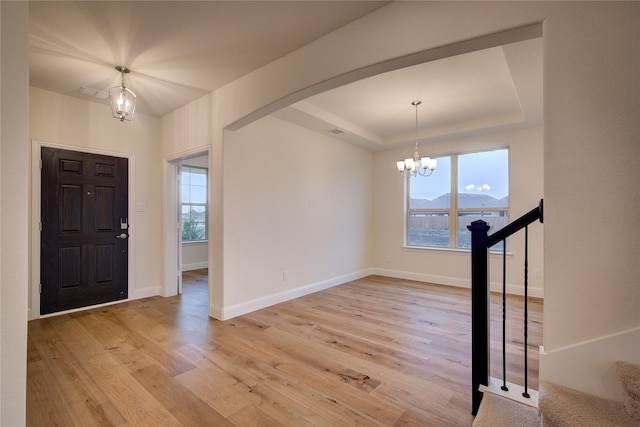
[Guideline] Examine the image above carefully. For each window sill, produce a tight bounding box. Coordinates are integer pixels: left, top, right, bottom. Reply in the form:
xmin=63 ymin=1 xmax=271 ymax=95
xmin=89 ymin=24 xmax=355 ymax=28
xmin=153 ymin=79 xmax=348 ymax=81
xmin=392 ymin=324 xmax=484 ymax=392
xmin=402 ymin=245 xmax=512 ymax=256
xmin=182 ymin=240 xmax=208 ymax=245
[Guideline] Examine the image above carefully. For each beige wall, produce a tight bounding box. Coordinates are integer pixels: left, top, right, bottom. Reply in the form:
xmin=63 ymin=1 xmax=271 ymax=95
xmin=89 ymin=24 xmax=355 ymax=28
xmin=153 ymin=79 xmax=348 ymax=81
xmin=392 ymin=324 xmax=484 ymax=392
xmin=0 ymin=2 xmax=29 ymax=424
xmin=222 ymin=116 xmax=373 ymax=310
xmin=162 ymin=93 xmax=222 ymax=308
xmin=182 ymin=242 xmax=208 ymax=271
xmin=373 ymin=126 xmax=544 ymax=296
xmin=2 ymin=1 xmax=638 ymax=420
xmin=30 ymin=87 xmax=165 ymax=302
xmin=211 ymin=1 xmax=639 ymax=398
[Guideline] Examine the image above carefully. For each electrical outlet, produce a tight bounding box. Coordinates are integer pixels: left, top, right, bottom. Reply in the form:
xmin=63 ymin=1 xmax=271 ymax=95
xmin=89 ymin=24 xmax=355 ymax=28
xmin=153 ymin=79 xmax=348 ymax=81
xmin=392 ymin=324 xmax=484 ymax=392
xmin=534 ymin=268 xmax=542 ymax=278
xmin=283 ymin=270 xmax=289 ymax=281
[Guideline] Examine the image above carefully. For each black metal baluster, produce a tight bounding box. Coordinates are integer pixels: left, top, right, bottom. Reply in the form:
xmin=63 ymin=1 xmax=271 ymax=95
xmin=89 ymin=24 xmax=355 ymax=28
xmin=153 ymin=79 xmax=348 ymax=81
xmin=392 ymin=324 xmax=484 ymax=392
xmin=522 ymin=225 xmax=530 ymax=399
xmin=501 ymin=240 xmax=509 ymax=391
xmin=468 ymin=201 xmax=543 ymax=416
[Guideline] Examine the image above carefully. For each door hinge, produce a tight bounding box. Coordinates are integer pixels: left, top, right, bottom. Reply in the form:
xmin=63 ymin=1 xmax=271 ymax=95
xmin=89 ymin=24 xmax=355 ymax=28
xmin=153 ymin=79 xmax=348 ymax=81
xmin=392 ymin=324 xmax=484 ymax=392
xmin=39 ymin=221 xmax=43 ymax=232
xmin=39 ymin=159 xmax=43 ymax=169
xmin=39 ymin=283 xmax=42 ymax=294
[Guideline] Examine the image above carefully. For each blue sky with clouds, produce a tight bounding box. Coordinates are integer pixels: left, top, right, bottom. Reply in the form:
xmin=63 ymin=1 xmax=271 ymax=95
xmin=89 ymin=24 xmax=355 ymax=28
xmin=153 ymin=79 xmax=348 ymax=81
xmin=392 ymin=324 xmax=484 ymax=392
xmin=410 ymin=148 xmax=508 ymax=201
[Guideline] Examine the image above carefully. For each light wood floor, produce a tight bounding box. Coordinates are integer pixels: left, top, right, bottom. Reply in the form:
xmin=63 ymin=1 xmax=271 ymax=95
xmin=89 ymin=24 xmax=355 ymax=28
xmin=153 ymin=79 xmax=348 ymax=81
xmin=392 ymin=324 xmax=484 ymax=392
xmin=27 ymin=271 xmax=542 ymax=426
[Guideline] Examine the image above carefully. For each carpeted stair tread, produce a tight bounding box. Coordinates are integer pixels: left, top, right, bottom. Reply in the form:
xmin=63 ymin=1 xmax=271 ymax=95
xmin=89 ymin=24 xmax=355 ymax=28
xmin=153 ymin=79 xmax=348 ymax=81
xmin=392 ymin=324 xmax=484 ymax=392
xmin=473 ymin=392 xmax=540 ymax=427
xmin=616 ymin=361 xmax=640 ymax=422
xmin=539 ymin=381 xmax=638 ymax=427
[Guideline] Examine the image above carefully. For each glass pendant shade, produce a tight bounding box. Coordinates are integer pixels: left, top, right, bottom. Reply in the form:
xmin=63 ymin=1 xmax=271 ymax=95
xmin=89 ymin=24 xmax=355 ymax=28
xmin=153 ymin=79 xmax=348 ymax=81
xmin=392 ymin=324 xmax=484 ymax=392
xmin=109 ymin=86 xmax=136 ymax=121
xmin=109 ymin=66 xmax=136 ymax=122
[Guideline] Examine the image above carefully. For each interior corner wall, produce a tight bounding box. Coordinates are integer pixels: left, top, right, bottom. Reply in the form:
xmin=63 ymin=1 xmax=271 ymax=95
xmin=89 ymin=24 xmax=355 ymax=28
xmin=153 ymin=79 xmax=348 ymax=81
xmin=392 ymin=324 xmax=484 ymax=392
xmin=541 ymin=3 xmax=640 ymax=349
xmin=29 ymin=87 xmax=165 ymax=301
xmin=212 ymin=1 xmax=640 ymax=398
xmin=372 ymin=126 xmax=544 ymax=296
xmin=161 ymin=92 xmax=223 ymax=315
xmin=221 ymin=115 xmax=373 ymax=314
xmin=1 ymin=1 xmax=29 ymax=424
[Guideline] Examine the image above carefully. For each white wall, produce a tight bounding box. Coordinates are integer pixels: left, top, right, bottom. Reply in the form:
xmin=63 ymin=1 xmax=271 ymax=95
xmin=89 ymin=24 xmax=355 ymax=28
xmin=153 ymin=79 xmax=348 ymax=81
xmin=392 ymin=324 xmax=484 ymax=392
xmin=221 ymin=115 xmax=373 ymax=315
xmin=211 ymin=1 xmax=640 ymax=399
xmin=182 ymin=242 xmax=208 ymax=271
xmin=30 ymin=87 xmax=165 ymax=302
xmin=162 ymin=93 xmax=224 ymax=310
xmin=0 ymin=2 xmax=29 ymax=425
xmin=0 ymin=1 xmax=636 ymax=420
xmin=373 ymin=126 xmax=544 ymax=296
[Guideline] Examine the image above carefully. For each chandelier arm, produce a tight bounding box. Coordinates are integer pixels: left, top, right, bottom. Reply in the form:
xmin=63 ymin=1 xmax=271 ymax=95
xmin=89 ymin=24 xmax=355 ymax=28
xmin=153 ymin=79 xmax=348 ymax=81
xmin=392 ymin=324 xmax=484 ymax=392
xmin=418 ymin=167 xmax=434 ymax=177
xmin=394 ymin=100 xmax=436 ymax=177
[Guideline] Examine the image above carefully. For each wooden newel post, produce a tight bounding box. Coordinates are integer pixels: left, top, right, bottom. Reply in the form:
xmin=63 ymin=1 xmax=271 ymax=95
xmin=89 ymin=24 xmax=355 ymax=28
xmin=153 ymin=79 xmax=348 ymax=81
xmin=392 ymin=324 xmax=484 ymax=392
xmin=468 ymin=219 xmax=491 ymax=416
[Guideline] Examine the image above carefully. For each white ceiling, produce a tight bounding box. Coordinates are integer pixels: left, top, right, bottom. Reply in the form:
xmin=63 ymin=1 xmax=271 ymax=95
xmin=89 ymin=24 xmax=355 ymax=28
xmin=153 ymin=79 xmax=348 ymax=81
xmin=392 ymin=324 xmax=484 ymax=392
xmin=29 ymin=1 xmax=542 ymax=151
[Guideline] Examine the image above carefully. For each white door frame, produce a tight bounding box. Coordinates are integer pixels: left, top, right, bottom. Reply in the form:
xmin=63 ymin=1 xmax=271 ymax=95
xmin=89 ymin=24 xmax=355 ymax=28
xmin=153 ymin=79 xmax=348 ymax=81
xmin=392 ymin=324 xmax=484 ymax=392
xmin=163 ymin=146 xmax=210 ymax=298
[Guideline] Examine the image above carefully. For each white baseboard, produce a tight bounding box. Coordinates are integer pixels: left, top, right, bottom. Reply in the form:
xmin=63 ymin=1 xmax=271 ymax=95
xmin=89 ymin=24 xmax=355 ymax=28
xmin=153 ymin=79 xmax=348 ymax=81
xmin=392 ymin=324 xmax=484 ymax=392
xmin=540 ymin=327 xmax=640 ymax=401
xmin=210 ymin=269 xmax=374 ymax=320
xmin=134 ymin=285 xmax=161 ymax=299
xmin=370 ymin=267 xmax=544 ymax=299
xmin=182 ymin=262 xmax=208 ymax=272
xmin=209 ymin=267 xmax=542 ymax=320
xmin=480 ymin=376 xmax=539 ymax=408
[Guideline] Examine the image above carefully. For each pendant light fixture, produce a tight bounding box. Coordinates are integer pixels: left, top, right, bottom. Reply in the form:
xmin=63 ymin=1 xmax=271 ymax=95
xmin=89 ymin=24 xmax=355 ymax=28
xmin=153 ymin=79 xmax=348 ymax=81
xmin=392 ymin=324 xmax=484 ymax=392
xmin=396 ymin=101 xmax=437 ymax=177
xmin=109 ymin=66 xmax=136 ymax=122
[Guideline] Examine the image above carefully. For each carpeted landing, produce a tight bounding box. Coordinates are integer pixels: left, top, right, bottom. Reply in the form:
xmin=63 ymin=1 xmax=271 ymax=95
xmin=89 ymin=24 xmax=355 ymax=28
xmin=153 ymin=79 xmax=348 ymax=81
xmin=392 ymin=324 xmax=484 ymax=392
xmin=473 ymin=361 xmax=640 ymax=426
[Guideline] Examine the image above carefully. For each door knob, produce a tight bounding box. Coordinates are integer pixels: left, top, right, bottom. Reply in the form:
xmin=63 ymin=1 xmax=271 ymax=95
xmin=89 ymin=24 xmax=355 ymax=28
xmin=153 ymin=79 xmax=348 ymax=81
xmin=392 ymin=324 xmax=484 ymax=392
xmin=115 ymin=233 xmax=128 ymax=239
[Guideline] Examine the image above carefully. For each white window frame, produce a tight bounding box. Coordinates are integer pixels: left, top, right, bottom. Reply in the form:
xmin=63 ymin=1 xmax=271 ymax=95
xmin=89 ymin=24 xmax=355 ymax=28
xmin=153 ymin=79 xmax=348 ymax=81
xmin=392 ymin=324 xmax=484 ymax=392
xmin=181 ymin=165 xmax=208 ymax=242
xmin=406 ymin=147 xmax=509 ymax=250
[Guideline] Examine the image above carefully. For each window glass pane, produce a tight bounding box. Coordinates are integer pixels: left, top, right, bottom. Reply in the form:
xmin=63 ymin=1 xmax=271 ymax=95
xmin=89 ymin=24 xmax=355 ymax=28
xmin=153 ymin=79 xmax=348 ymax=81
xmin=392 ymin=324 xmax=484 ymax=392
xmin=181 ymin=165 xmax=208 ymax=241
xmin=189 ymin=186 xmax=207 ymax=204
xmin=181 ymin=184 xmax=190 ymax=203
xmin=191 ymin=205 xmax=206 ymax=218
xmin=409 ymin=156 xmax=451 ymax=209
xmin=458 ymin=149 xmax=508 ymax=208
xmin=408 ymin=212 xmax=450 ymax=247
xmin=457 ymin=211 xmax=508 ymax=250
xmin=189 ymin=168 xmax=207 ymax=186
xmin=182 ymin=169 xmax=191 ymax=186
xmin=182 ymin=205 xmax=207 ymax=241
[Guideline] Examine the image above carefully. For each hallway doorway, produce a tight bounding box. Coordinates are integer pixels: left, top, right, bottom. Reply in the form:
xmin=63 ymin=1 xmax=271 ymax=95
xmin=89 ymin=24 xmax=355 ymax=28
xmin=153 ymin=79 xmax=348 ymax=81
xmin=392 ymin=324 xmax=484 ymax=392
xmin=164 ymin=148 xmax=210 ymax=313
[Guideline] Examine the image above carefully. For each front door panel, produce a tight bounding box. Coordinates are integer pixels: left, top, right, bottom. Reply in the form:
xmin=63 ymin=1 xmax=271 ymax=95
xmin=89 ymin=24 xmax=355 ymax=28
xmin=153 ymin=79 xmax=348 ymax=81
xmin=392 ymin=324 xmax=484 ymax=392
xmin=41 ymin=147 xmax=128 ymax=315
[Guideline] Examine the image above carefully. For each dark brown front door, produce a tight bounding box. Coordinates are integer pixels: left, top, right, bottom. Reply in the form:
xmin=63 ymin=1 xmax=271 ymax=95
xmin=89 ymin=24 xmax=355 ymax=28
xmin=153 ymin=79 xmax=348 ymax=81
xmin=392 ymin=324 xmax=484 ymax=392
xmin=41 ymin=147 xmax=129 ymax=315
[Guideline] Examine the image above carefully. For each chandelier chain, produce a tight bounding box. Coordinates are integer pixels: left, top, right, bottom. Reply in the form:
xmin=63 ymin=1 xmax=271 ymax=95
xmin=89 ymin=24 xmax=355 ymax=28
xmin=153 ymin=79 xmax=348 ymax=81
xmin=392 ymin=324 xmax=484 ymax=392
xmin=395 ymin=100 xmax=437 ymax=177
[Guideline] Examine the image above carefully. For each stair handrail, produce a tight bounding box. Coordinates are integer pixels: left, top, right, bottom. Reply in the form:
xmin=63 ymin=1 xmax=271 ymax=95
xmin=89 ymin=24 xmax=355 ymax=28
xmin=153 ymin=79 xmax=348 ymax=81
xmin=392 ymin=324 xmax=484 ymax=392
xmin=487 ymin=200 xmax=544 ymax=248
xmin=468 ymin=199 xmax=543 ymax=415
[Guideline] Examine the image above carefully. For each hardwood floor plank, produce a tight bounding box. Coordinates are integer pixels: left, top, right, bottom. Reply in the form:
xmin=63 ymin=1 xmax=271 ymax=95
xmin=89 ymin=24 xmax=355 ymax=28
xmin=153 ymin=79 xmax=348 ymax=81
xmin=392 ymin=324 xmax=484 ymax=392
xmin=76 ymin=307 xmax=197 ymax=376
xmin=180 ymin=342 xmax=343 ymax=427
xmin=174 ymin=358 xmax=256 ymax=418
xmin=84 ymin=352 xmax=184 ymax=426
xmin=28 ymin=272 xmax=543 ymax=426
xmin=130 ymin=364 xmax=235 ymax=427
xmin=226 ymin=403 xmax=294 ymax=427
xmin=26 ymin=360 xmax=78 ymax=427
xmin=27 ymin=318 xmax=127 ymax=427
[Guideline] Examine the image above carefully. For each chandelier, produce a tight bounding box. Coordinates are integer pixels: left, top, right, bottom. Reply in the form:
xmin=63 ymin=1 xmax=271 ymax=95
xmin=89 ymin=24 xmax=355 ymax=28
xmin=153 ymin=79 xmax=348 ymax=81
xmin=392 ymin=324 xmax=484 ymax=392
xmin=396 ymin=101 xmax=437 ymax=177
xmin=109 ymin=66 xmax=136 ymax=122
